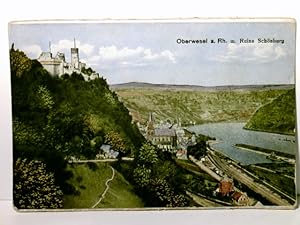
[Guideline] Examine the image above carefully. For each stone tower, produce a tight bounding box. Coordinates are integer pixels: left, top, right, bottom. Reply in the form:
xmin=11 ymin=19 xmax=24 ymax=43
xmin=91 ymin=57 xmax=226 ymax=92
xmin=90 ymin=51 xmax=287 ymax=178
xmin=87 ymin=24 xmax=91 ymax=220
xmin=71 ymin=38 xmax=79 ymax=69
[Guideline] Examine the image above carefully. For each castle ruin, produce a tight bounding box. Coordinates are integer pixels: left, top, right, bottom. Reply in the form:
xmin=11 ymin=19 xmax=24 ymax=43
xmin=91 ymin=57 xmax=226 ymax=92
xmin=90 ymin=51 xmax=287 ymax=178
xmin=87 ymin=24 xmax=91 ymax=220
xmin=37 ymin=39 xmax=99 ymax=81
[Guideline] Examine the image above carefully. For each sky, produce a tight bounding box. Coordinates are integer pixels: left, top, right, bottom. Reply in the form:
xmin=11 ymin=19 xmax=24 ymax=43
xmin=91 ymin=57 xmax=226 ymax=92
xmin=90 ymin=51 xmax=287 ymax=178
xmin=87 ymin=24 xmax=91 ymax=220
xmin=9 ymin=20 xmax=296 ymax=86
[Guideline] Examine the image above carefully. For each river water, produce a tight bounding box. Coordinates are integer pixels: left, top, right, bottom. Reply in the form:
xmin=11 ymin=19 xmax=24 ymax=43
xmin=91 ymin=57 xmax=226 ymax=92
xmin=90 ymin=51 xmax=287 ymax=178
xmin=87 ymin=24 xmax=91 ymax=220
xmin=187 ymin=122 xmax=296 ymax=165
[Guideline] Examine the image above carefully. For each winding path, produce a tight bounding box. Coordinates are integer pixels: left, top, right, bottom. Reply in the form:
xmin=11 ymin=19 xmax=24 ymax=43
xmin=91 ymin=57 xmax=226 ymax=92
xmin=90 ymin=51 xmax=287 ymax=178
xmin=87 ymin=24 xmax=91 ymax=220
xmin=91 ymin=166 xmax=115 ymax=208
xmin=68 ymin=157 xmax=134 ymax=164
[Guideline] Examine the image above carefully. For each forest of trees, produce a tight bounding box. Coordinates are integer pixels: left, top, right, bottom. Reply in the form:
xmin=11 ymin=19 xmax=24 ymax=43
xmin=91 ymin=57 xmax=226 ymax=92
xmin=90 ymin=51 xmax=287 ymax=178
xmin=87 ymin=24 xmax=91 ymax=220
xmin=11 ymin=47 xmax=145 ymax=209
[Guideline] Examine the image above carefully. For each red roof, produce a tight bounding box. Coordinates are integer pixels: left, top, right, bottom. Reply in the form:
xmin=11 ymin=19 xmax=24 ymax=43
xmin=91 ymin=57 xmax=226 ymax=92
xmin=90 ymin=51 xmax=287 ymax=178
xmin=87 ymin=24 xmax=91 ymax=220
xmin=231 ymin=192 xmax=243 ymax=201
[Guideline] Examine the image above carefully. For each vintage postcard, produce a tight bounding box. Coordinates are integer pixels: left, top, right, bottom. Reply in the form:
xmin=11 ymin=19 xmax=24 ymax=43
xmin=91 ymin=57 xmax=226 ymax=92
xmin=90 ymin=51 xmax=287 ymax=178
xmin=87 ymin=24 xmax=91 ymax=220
xmin=9 ymin=19 xmax=297 ymax=210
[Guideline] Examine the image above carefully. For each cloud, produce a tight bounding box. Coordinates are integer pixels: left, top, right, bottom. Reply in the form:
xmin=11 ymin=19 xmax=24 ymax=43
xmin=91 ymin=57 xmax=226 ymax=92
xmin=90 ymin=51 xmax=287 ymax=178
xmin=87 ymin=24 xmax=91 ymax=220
xmin=51 ymin=39 xmax=94 ymax=56
xmin=86 ymin=45 xmax=176 ymax=67
xmin=22 ymin=42 xmax=175 ymax=69
xmin=21 ymin=39 xmax=95 ymax=60
xmin=143 ymin=49 xmax=176 ymax=63
xmin=211 ymin=43 xmax=287 ymax=63
xmin=98 ymin=46 xmax=144 ymax=60
xmin=21 ymin=44 xmax=42 ymax=58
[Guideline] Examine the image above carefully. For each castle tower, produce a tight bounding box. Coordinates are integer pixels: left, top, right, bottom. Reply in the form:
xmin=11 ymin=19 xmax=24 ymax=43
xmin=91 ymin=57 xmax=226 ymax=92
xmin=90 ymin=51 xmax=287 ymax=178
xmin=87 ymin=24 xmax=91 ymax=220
xmin=71 ymin=38 xmax=79 ymax=69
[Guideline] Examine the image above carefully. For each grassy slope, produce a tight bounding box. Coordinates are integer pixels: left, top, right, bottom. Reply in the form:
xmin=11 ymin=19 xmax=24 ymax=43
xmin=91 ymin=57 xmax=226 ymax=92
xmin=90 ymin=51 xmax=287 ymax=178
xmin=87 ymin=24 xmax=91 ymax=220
xmin=95 ymin=171 xmax=144 ymax=208
xmin=114 ymin=88 xmax=286 ymax=125
xmin=245 ymin=89 xmax=295 ymax=135
xmin=63 ymin=162 xmax=143 ymax=209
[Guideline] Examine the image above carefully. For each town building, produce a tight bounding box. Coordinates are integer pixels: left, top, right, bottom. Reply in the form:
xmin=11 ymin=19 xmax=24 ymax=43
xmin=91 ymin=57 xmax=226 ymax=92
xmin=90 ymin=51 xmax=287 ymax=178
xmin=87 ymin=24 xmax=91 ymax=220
xmin=144 ymin=112 xmax=199 ymax=154
xmin=146 ymin=113 xmax=177 ymax=151
xmin=96 ymin=144 xmax=119 ymax=159
xmin=176 ymin=148 xmax=188 ymax=160
xmin=217 ymin=177 xmax=234 ymax=197
xmin=151 ymin=128 xmax=177 ymax=151
xmin=231 ymin=191 xmax=250 ymax=206
xmin=37 ymin=39 xmax=99 ymax=81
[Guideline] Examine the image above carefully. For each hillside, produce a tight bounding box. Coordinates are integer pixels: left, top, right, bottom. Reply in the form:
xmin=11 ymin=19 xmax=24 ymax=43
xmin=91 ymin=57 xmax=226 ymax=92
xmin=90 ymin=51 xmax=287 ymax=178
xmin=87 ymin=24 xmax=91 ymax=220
xmin=63 ymin=162 xmax=144 ymax=208
xmin=112 ymin=84 xmax=289 ymax=125
xmin=10 ymin=48 xmax=144 ymax=208
xmin=244 ymin=88 xmax=296 ymax=135
xmin=11 ymin=48 xmax=144 ymax=158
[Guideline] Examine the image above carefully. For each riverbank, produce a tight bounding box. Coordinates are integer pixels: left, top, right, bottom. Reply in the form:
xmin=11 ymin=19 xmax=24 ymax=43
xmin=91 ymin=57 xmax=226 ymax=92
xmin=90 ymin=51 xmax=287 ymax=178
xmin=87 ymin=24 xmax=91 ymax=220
xmin=243 ymin=126 xmax=295 ymax=136
xmin=235 ymin=143 xmax=295 ymax=160
xmin=188 ymin=122 xmax=296 ymax=165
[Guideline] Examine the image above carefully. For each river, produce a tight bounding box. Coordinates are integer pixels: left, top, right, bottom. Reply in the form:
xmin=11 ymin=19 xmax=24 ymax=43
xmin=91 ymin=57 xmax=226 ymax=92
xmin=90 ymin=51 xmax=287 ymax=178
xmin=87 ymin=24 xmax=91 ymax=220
xmin=187 ymin=122 xmax=296 ymax=165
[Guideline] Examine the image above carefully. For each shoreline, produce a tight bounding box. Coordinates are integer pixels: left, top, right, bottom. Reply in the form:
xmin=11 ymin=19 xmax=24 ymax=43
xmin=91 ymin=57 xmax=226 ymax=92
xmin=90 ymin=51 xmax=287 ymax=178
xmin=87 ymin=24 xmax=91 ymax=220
xmin=188 ymin=121 xmax=295 ymax=137
xmin=243 ymin=126 xmax=295 ymax=137
xmin=235 ymin=143 xmax=295 ymax=159
xmin=235 ymin=145 xmax=269 ymax=157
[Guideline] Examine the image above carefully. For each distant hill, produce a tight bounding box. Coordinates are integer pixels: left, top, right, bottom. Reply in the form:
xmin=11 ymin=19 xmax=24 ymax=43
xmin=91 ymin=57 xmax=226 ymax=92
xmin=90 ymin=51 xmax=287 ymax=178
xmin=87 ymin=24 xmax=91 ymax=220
xmin=111 ymin=82 xmax=294 ymax=91
xmin=244 ymin=88 xmax=296 ymax=135
xmin=113 ymin=82 xmax=291 ymax=125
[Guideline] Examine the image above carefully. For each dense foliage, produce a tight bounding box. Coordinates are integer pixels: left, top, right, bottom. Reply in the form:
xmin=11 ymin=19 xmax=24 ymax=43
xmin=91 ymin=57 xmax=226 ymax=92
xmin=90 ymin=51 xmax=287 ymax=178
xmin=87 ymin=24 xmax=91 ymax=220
xmin=81 ymin=66 xmax=96 ymax=75
xmin=11 ymin=48 xmax=144 ymax=208
xmin=13 ymin=158 xmax=63 ymax=209
xmin=132 ymin=142 xmax=188 ymax=207
xmin=187 ymin=134 xmax=212 ymax=159
xmin=245 ymin=88 xmax=295 ymax=135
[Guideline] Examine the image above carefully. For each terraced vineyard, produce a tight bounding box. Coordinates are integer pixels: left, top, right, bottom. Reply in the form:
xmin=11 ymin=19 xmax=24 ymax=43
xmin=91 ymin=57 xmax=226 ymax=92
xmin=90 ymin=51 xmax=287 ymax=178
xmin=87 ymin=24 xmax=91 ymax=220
xmin=113 ymin=84 xmax=290 ymax=125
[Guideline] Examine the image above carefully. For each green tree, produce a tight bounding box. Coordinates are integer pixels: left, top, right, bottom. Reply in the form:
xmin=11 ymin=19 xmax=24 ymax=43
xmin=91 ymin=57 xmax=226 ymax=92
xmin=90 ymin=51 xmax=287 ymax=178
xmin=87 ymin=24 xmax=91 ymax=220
xmin=133 ymin=165 xmax=151 ymax=188
xmin=10 ymin=47 xmax=32 ymax=77
xmin=92 ymin=136 xmax=104 ymax=150
xmin=14 ymin=158 xmax=63 ymax=209
xmin=105 ymin=131 xmax=127 ymax=155
xmin=81 ymin=66 xmax=95 ymax=75
xmin=187 ymin=140 xmax=207 ymax=160
xmin=36 ymin=86 xmax=54 ymax=111
xmin=136 ymin=142 xmax=158 ymax=165
xmin=148 ymin=178 xmax=187 ymax=207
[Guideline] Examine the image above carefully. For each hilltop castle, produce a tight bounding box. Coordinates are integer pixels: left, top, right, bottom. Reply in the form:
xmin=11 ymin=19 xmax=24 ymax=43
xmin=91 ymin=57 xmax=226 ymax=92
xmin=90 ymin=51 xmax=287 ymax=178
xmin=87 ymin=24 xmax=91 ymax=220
xmin=37 ymin=39 xmax=99 ymax=81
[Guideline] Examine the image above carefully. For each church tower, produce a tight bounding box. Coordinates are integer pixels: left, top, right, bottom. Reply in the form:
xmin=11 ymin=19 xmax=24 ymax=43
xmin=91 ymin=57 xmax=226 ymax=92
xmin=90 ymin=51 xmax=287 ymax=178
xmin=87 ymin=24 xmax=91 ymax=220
xmin=71 ymin=38 xmax=79 ymax=69
xmin=146 ymin=112 xmax=155 ymax=139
